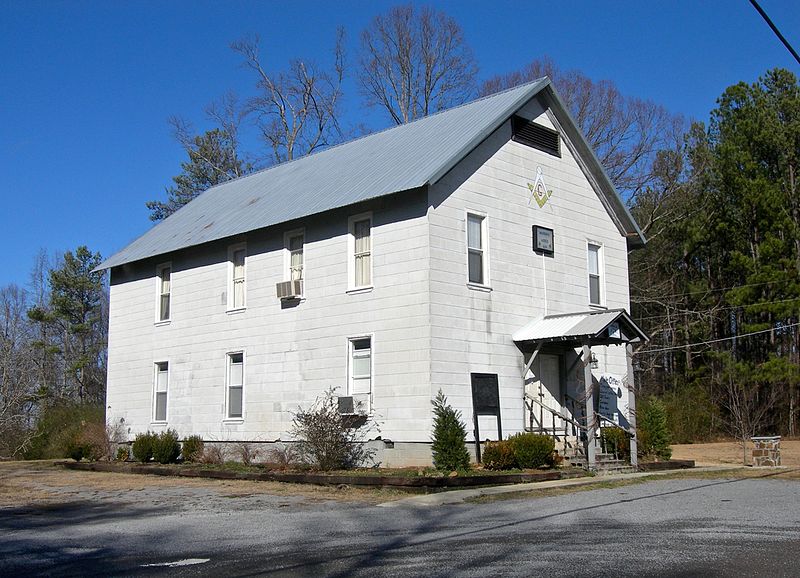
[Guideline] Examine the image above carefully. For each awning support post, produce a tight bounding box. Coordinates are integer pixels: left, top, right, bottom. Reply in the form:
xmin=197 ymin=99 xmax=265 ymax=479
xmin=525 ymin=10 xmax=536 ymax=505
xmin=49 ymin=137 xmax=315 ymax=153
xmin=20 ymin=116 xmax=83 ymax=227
xmin=626 ymin=343 xmax=638 ymax=468
xmin=583 ymin=341 xmax=597 ymax=470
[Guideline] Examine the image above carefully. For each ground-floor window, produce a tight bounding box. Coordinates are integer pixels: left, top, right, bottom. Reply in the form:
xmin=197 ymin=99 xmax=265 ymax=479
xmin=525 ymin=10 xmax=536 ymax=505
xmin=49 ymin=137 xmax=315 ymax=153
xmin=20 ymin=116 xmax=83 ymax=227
xmin=227 ymin=352 xmax=244 ymax=419
xmin=348 ymin=336 xmax=372 ymax=411
xmin=153 ymin=361 xmax=168 ymax=422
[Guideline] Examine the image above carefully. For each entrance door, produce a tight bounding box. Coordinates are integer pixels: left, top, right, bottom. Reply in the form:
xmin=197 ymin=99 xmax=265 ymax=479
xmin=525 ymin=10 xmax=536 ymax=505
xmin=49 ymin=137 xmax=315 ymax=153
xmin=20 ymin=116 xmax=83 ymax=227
xmin=528 ymin=354 xmax=562 ymax=434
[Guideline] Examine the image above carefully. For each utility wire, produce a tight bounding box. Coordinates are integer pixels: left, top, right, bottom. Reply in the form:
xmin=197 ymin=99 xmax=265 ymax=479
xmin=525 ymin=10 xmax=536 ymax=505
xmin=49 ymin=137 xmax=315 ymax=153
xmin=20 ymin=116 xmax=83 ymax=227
xmin=633 ymin=278 xmax=794 ymax=301
xmin=633 ymin=295 xmax=800 ymax=322
xmin=634 ymin=320 xmax=800 ymax=355
xmin=749 ymin=0 xmax=800 ymax=65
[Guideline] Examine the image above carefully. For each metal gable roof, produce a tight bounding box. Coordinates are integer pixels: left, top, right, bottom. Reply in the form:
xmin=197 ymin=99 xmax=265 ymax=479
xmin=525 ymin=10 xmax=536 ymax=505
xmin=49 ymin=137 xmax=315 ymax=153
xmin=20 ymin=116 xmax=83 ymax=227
xmin=98 ymin=76 xmax=643 ymax=271
xmin=512 ymin=309 xmax=649 ymax=345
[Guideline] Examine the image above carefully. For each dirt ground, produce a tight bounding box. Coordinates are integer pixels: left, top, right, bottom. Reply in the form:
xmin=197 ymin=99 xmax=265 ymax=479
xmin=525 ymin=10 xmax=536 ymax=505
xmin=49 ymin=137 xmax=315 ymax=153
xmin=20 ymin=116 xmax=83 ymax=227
xmin=0 ymin=460 xmax=407 ymax=509
xmin=670 ymin=439 xmax=800 ymax=467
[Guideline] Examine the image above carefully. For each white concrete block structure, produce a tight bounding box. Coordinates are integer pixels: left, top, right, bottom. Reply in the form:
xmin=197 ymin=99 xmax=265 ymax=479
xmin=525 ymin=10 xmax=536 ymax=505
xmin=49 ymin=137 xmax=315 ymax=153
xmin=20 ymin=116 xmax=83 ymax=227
xmin=98 ymin=79 xmax=648 ymax=468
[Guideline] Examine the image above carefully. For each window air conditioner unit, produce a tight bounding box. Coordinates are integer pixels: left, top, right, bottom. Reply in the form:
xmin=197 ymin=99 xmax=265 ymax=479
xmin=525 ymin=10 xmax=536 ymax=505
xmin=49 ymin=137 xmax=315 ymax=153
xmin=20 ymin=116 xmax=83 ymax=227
xmin=338 ymin=394 xmax=370 ymax=415
xmin=276 ymin=279 xmax=303 ymax=300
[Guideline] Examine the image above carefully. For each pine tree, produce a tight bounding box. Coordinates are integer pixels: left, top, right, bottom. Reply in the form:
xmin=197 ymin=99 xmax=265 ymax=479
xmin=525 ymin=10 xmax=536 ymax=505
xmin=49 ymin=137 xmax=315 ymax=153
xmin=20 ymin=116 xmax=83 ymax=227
xmin=430 ymin=390 xmax=470 ymax=471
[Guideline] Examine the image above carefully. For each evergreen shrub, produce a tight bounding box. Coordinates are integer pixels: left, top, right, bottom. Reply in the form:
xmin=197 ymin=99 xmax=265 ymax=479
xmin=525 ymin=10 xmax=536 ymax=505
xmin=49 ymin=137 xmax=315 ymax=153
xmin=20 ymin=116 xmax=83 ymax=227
xmin=132 ymin=432 xmax=157 ymax=463
xmin=600 ymin=426 xmax=631 ymax=461
xmin=508 ymin=433 xmax=555 ymax=469
xmin=638 ymin=397 xmax=672 ymax=460
xmin=481 ymin=440 xmax=517 ymax=470
xmin=152 ymin=429 xmax=181 ymax=464
xmin=181 ymin=435 xmax=204 ymax=463
xmin=430 ymin=390 xmax=470 ymax=471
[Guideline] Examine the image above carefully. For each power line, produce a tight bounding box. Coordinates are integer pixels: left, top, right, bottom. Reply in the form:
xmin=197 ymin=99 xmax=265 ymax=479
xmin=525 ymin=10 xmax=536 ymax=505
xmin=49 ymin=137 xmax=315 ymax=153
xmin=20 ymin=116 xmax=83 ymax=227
xmin=633 ymin=295 xmax=800 ymax=322
xmin=749 ymin=0 xmax=800 ymax=66
xmin=633 ymin=278 xmax=794 ymax=301
xmin=634 ymin=320 xmax=800 ymax=355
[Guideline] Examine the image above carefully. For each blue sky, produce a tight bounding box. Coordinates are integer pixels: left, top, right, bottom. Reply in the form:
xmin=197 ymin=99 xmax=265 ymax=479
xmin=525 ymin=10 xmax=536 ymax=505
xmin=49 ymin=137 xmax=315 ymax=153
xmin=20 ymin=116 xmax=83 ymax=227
xmin=2 ymin=0 xmax=799 ymax=288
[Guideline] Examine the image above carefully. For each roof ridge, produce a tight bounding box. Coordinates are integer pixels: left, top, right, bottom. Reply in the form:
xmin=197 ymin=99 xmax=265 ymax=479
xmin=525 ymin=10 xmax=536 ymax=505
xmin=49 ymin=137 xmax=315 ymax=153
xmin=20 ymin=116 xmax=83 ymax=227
xmin=190 ymin=78 xmax=551 ymax=199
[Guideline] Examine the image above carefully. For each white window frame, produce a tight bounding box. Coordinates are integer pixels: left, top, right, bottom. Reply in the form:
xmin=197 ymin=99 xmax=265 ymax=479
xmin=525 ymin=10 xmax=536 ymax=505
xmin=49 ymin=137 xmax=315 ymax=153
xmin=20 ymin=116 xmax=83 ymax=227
xmin=227 ymin=243 xmax=247 ymax=312
xmin=347 ymin=213 xmax=373 ymax=292
xmin=284 ymin=228 xmax=305 ymax=287
xmin=466 ymin=210 xmax=490 ymax=288
xmin=587 ymin=242 xmax=604 ymax=307
xmin=152 ymin=361 xmax=169 ymax=423
xmin=347 ymin=335 xmax=373 ymax=412
xmin=155 ymin=262 xmax=172 ymax=323
xmin=225 ymin=351 xmax=245 ymax=421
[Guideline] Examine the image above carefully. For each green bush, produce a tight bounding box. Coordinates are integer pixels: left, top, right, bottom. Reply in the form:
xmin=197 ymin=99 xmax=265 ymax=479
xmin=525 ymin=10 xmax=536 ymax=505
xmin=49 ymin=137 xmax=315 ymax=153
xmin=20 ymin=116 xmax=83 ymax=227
xmin=638 ymin=397 xmax=672 ymax=461
xmin=430 ymin=390 xmax=470 ymax=472
xmin=24 ymin=402 xmax=105 ymax=460
xmin=181 ymin=435 xmax=204 ymax=463
xmin=508 ymin=433 xmax=555 ymax=469
xmin=600 ymin=426 xmax=631 ymax=461
xmin=152 ymin=429 xmax=181 ymax=464
xmin=132 ymin=431 xmax=157 ymax=463
xmin=115 ymin=446 xmax=130 ymax=462
xmin=481 ymin=440 xmax=517 ymax=470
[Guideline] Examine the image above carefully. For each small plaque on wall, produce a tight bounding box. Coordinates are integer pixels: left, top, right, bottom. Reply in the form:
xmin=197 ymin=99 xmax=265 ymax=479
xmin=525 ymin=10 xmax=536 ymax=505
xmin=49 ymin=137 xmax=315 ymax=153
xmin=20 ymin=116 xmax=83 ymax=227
xmin=533 ymin=225 xmax=554 ymax=255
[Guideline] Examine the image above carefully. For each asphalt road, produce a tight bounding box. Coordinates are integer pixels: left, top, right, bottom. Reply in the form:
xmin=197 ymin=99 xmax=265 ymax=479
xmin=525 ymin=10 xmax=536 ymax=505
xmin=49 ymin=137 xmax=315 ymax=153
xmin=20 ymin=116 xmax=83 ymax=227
xmin=2 ymin=475 xmax=799 ymax=577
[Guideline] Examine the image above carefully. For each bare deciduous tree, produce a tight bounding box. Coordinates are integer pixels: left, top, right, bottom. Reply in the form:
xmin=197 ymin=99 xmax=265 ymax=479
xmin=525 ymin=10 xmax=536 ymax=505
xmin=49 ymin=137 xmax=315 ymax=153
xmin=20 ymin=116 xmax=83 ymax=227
xmin=480 ymin=57 xmax=686 ymax=199
xmin=359 ymin=4 xmax=477 ymax=125
xmin=0 ymin=284 xmax=38 ymax=458
xmin=232 ymin=28 xmax=345 ymax=164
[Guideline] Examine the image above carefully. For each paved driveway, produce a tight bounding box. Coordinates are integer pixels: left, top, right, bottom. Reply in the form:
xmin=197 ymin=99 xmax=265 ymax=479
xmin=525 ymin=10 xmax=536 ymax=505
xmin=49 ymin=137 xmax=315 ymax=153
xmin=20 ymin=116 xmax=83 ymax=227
xmin=1 ymin=472 xmax=799 ymax=577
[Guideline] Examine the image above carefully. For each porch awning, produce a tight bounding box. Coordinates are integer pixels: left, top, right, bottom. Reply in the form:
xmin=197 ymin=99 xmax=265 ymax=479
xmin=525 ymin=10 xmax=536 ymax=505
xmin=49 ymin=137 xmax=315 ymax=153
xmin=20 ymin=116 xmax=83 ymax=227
xmin=513 ymin=308 xmax=649 ymax=348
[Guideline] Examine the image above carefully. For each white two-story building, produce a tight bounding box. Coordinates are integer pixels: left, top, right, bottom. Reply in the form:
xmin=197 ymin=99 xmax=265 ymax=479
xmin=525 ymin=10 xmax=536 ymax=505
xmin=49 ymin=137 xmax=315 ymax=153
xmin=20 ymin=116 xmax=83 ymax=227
xmin=98 ymin=78 xmax=648 ymax=468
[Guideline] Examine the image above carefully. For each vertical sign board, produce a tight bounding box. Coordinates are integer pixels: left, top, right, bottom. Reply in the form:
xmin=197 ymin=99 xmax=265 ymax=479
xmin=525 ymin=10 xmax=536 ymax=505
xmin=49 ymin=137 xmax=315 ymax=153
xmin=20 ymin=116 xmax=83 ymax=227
xmin=470 ymin=373 xmax=502 ymax=463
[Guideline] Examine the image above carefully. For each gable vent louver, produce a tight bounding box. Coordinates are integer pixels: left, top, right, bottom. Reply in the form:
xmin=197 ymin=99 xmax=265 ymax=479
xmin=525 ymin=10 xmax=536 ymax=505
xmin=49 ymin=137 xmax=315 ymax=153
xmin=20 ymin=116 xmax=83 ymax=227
xmin=512 ymin=117 xmax=561 ymax=157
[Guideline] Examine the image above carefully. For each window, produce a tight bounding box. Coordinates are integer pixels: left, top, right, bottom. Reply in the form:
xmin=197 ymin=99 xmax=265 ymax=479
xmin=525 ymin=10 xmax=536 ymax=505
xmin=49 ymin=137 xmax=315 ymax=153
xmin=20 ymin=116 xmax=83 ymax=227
xmin=153 ymin=362 xmax=168 ymax=422
xmin=348 ymin=337 xmax=372 ymax=398
xmin=349 ymin=215 xmax=372 ymax=289
xmin=467 ymin=213 xmax=487 ymax=285
xmin=588 ymin=243 xmax=602 ymax=305
xmin=228 ymin=244 xmax=246 ymax=310
xmin=157 ymin=264 xmax=171 ymax=321
xmin=286 ymin=231 xmax=304 ymax=281
xmin=227 ymin=352 xmax=244 ymax=419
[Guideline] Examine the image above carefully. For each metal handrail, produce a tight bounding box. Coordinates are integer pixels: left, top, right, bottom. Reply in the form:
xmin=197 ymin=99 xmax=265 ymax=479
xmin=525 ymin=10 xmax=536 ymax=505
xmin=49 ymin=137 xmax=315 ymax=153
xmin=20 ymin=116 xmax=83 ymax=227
xmin=525 ymin=393 xmax=587 ymax=432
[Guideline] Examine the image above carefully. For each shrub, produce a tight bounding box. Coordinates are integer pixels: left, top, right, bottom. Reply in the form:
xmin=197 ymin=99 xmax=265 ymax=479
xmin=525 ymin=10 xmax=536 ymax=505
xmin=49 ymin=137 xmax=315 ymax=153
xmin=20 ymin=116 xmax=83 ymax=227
xmin=24 ymin=403 xmax=105 ymax=460
xmin=266 ymin=444 xmax=298 ymax=470
xmin=115 ymin=446 xmax=130 ymax=461
xmin=508 ymin=433 xmax=555 ymax=469
xmin=181 ymin=435 xmax=204 ymax=463
xmin=233 ymin=442 xmax=261 ymax=465
xmin=152 ymin=429 xmax=181 ymax=464
xmin=132 ymin=431 xmax=157 ymax=463
xmin=638 ymin=397 xmax=672 ymax=461
xmin=200 ymin=444 xmax=224 ymax=465
xmin=600 ymin=426 xmax=631 ymax=461
xmin=481 ymin=440 xmax=517 ymax=470
xmin=431 ymin=390 xmax=470 ymax=472
xmin=291 ymin=388 xmax=377 ymax=471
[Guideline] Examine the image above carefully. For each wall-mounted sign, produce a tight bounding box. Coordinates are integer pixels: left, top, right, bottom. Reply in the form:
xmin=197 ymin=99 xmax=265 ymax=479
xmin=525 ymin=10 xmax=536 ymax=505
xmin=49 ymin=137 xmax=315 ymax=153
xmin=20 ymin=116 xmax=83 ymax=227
xmin=533 ymin=225 xmax=554 ymax=255
xmin=527 ymin=167 xmax=553 ymax=208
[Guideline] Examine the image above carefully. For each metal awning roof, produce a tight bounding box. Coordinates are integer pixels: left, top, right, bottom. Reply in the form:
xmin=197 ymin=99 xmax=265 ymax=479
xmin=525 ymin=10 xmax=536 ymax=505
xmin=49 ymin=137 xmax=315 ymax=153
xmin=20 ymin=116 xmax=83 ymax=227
xmin=512 ymin=309 xmax=649 ymax=347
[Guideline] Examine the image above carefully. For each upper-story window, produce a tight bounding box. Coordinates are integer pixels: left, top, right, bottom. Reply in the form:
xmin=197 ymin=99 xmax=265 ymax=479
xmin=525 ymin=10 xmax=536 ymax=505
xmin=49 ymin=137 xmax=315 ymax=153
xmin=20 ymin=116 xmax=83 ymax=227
xmin=349 ymin=214 xmax=372 ymax=289
xmin=153 ymin=361 xmax=169 ymax=422
xmin=228 ymin=244 xmax=246 ymax=311
xmin=467 ymin=212 xmax=488 ymax=286
xmin=286 ymin=231 xmax=304 ymax=281
xmin=156 ymin=263 xmax=171 ymax=322
xmin=588 ymin=243 xmax=602 ymax=306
